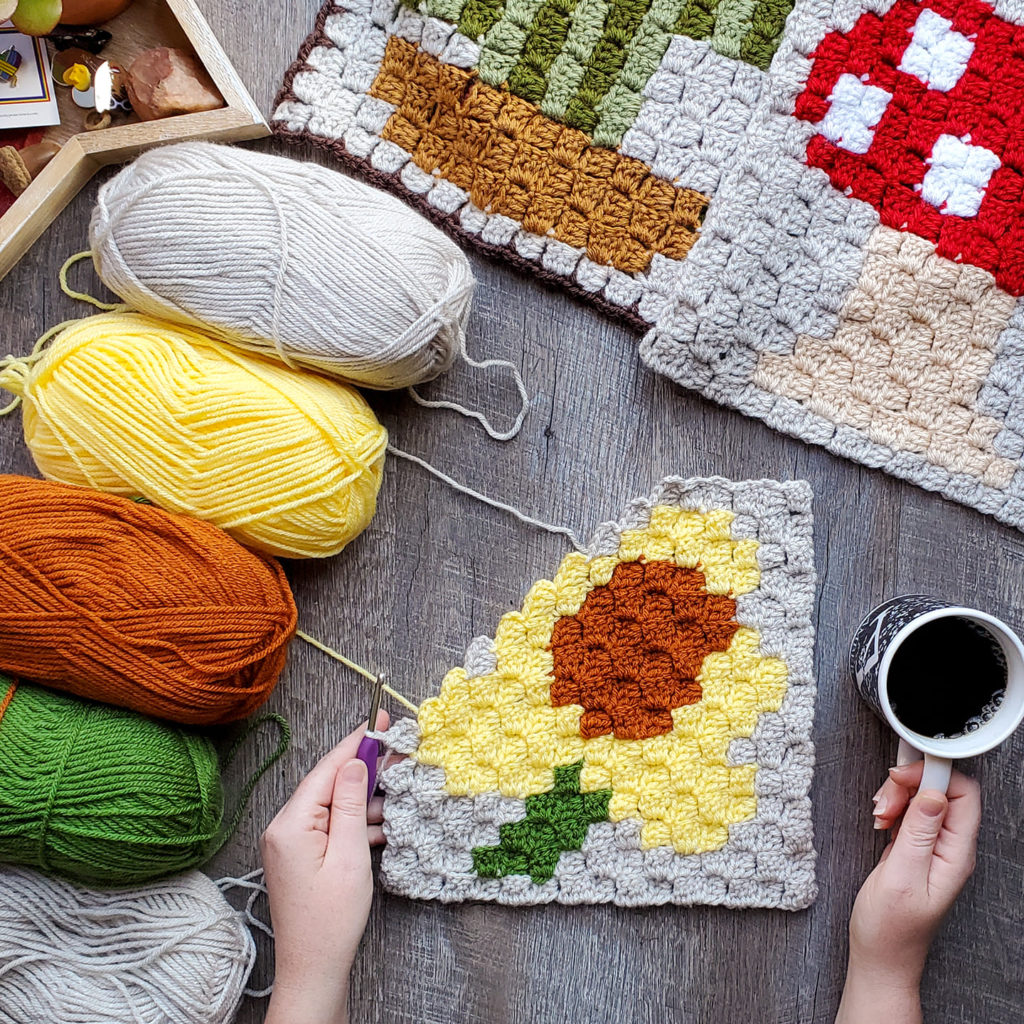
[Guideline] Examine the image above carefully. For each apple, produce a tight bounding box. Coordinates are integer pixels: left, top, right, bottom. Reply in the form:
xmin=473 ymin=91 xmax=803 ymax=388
xmin=10 ymin=0 xmax=62 ymax=35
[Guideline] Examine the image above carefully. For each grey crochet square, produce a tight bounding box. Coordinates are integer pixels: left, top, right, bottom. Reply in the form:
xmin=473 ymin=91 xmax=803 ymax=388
xmin=377 ymin=477 xmax=818 ymax=909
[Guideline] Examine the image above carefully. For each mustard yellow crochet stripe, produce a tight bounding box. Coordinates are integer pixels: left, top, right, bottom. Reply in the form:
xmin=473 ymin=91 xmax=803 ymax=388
xmin=415 ymin=505 xmax=788 ymax=855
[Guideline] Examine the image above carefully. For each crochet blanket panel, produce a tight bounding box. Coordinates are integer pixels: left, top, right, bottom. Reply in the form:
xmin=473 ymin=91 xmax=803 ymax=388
xmin=378 ymin=477 xmax=818 ymax=908
xmin=640 ymin=0 xmax=1024 ymax=531
xmin=273 ymin=0 xmax=780 ymax=327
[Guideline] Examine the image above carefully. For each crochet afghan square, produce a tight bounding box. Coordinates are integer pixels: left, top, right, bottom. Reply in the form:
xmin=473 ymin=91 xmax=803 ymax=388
xmin=641 ymin=0 xmax=1024 ymax=529
xmin=272 ymin=0 xmax=784 ymax=324
xmin=276 ymin=0 xmax=1024 ymax=532
xmin=378 ymin=477 xmax=817 ymax=908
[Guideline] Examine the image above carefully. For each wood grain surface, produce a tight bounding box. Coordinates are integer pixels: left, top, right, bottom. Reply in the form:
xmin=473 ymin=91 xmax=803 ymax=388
xmin=1 ymin=2 xmax=1022 ymax=1020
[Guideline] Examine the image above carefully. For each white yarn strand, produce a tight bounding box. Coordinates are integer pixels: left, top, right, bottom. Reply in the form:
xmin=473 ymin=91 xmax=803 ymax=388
xmin=0 ymin=866 xmax=255 ymax=1024
xmin=407 ymin=335 xmax=530 ymax=442
xmin=386 ymin=443 xmax=585 ymax=551
xmin=216 ymin=869 xmax=275 ymax=999
xmin=89 ymin=142 xmax=475 ymax=392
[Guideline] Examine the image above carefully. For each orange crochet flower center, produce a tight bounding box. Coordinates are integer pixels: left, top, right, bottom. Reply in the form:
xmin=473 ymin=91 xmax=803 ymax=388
xmin=549 ymin=560 xmax=740 ymax=740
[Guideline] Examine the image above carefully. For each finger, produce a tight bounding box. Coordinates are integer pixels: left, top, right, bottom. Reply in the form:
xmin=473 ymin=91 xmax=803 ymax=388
xmin=888 ymin=760 xmax=925 ymax=788
xmin=872 ymin=774 xmax=913 ymax=828
xmin=325 ymin=759 xmax=373 ymax=864
xmin=278 ymin=709 xmax=391 ymax=815
xmin=935 ymin=772 xmax=981 ymax=871
xmin=367 ymin=795 xmax=385 ymax=824
xmin=368 ymin=824 xmax=385 ymax=846
xmin=886 ymin=789 xmax=948 ymax=878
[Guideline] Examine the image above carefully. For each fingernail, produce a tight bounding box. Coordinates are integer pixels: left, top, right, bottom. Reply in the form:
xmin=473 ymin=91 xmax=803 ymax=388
xmin=343 ymin=760 xmax=366 ymax=782
xmin=871 ymin=786 xmax=884 ymax=804
xmin=873 ymin=816 xmax=885 ymax=830
xmin=888 ymin=763 xmax=912 ymax=776
xmin=874 ymin=796 xmax=888 ymax=817
xmin=918 ymin=793 xmax=946 ymax=817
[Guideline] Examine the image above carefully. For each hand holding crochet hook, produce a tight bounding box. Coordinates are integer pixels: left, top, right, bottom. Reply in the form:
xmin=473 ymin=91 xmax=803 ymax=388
xmin=261 ymin=677 xmax=390 ymax=1024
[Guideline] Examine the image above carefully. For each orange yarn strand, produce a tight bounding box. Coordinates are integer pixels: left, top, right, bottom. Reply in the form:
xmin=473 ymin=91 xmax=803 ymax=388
xmin=0 ymin=681 xmax=14 ymax=727
xmin=0 ymin=476 xmax=297 ymax=725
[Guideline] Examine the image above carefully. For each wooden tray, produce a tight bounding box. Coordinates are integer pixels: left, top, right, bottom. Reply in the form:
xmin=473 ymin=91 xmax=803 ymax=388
xmin=0 ymin=0 xmax=267 ymax=279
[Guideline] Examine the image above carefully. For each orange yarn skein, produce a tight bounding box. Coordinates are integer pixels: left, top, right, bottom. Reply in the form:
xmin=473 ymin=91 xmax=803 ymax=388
xmin=0 ymin=476 xmax=297 ymax=725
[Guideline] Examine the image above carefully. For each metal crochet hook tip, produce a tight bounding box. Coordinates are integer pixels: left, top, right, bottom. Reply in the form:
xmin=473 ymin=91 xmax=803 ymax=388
xmin=367 ymin=673 xmax=384 ymax=734
xmin=355 ymin=674 xmax=385 ymax=800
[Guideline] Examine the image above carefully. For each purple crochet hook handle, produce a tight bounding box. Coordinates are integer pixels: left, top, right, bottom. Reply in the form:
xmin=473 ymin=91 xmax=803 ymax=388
xmin=355 ymin=675 xmax=384 ymax=801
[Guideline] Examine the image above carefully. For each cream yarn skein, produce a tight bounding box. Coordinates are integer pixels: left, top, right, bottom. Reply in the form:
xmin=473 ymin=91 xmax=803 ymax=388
xmin=0 ymin=866 xmax=256 ymax=1024
xmin=89 ymin=141 xmax=474 ymax=390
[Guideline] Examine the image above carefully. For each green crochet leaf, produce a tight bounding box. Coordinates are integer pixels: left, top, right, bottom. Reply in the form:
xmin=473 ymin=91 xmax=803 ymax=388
xmin=472 ymin=760 xmax=611 ymax=884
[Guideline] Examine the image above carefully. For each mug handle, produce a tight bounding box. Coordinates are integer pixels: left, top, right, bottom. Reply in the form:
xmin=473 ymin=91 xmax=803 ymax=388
xmin=897 ymin=738 xmax=952 ymax=794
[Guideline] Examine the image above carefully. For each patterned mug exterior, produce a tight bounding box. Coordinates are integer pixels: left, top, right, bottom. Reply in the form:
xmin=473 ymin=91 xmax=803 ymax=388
xmin=849 ymin=595 xmax=950 ymax=719
xmin=850 ymin=596 xmax=1024 ymax=794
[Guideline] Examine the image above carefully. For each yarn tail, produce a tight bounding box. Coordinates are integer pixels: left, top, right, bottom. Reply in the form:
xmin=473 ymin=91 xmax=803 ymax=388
xmin=295 ymin=629 xmax=419 ymax=713
xmin=406 ymin=336 xmax=530 ymax=442
xmin=0 ymin=252 xmax=127 ymax=417
xmin=60 ymin=250 xmax=129 ymax=311
xmin=215 ymin=867 xmax=276 ymax=998
xmin=211 ymin=714 xmax=292 ymax=858
xmin=385 ymin=444 xmax=585 ymax=551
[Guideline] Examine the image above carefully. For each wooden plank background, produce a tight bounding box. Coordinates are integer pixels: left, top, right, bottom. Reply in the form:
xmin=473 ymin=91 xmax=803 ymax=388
xmin=2 ymin=1 xmax=1022 ymax=1019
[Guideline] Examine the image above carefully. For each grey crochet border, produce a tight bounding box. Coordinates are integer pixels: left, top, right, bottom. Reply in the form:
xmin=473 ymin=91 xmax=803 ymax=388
xmin=640 ymin=0 xmax=1024 ymax=531
xmin=378 ymin=477 xmax=818 ymax=909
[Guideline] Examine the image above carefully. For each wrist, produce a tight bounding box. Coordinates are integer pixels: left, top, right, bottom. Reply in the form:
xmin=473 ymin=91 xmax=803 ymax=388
xmin=847 ymin=937 xmax=928 ymax=989
xmin=837 ymin=953 xmax=923 ymax=1024
xmin=264 ymin=974 xmax=350 ymax=1024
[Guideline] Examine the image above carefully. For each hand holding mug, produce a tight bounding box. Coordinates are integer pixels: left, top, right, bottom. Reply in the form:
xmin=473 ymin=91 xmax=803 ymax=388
xmin=836 ymin=763 xmax=982 ymax=1024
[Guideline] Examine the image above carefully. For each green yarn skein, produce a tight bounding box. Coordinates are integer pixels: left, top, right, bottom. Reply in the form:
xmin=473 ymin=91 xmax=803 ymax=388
xmin=0 ymin=680 xmax=223 ymax=886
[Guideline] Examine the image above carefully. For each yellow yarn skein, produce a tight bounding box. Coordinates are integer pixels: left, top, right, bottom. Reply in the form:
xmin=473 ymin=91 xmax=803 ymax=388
xmin=0 ymin=311 xmax=387 ymax=559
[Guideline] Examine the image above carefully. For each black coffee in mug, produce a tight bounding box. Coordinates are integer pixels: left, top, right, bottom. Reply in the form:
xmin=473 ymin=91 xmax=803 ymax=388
xmin=887 ymin=617 xmax=1007 ymax=738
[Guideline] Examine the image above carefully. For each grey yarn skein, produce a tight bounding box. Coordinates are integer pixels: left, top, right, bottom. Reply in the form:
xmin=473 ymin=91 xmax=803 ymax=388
xmin=89 ymin=142 xmax=475 ymax=390
xmin=0 ymin=866 xmax=255 ymax=1024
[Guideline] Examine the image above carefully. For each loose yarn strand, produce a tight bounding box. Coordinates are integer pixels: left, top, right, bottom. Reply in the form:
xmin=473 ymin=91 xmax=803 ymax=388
xmin=386 ymin=443 xmax=586 ymax=552
xmin=0 ymin=317 xmax=82 ymax=417
xmin=216 ymin=869 xmax=275 ymax=998
xmin=213 ymin=713 xmax=292 ymax=857
xmin=215 ymin=869 xmax=273 ymax=940
xmin=59 ymin=250 xmax=128 ymax=311
xmin=407 ymin=335 xmax=531 ymax=441
xmin=296 ymin=628 xmax=419 ymax=713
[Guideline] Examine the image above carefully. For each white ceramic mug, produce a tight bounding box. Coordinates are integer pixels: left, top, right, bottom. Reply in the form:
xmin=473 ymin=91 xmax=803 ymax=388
xmin=849 ymin=597 xmax=1024 ymax=792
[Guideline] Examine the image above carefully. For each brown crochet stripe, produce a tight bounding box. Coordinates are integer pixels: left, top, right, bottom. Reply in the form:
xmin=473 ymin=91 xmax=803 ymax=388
xmin=371 ymin=37 xmax=709 ymax=275
xmin=271 ymin=0 xmax=651 ymax=333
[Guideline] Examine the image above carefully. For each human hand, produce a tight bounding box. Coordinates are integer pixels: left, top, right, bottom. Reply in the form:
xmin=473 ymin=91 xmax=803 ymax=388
xmin=261 ymin=710 xmax=390 ymax=1024
xmin=836 ymin=762 xmax=981 ymax=1024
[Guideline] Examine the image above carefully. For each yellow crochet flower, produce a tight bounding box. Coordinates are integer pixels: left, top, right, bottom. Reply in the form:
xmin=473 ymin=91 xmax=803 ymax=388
xmin=415 ymin=505 xmax=788 ymax=854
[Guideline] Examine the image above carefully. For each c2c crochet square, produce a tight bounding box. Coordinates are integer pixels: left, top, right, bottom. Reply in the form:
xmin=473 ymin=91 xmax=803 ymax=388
xmin=641 ymin=0 xmax=1024 ymax=530
xmin=378 ymin=477 xmax=818 ymax=909
xmin=276 ymin=0 xmax=1024 ymax=533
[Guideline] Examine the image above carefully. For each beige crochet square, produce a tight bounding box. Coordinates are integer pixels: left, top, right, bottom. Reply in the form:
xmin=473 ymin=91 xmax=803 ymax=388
xmin=754 ymin=226 xmax=1017 ymax=489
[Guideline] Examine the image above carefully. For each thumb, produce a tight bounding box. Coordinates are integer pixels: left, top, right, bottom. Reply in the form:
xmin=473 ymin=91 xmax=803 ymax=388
xmin=888 ymin=789 xmax=948 ymax=877
xmin=326 ymin=759 xmax=369 ymax=860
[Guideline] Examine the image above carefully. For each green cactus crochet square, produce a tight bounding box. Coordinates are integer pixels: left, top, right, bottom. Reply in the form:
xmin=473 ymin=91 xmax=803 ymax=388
xmin=274 ymin=0 xmax=778 ymax=328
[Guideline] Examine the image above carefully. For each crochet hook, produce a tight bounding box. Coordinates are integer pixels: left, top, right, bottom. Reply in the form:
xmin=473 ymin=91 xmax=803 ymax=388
xmin=355 ymin=674 xmax=384 ymax=800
